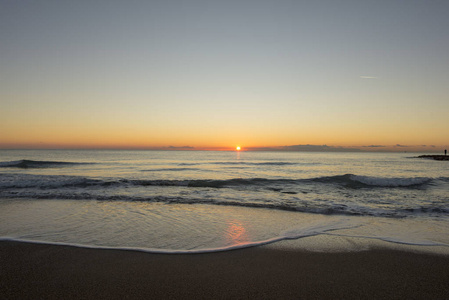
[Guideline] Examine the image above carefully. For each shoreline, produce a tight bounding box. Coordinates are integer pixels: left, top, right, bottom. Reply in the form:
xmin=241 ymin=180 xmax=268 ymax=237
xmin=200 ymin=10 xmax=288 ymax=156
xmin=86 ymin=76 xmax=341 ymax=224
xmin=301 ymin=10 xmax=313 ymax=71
xmin=2 ymin=240 xmax=449 ymax=299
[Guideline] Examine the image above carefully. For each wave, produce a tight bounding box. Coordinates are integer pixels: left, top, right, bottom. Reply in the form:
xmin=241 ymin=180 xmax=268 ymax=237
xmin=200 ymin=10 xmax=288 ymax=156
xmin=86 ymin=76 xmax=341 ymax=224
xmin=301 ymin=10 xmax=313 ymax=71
xmin=350 ymin=175 xmax=432 ymax=187
xmin=0 ymin=192 xmax=369 ymax=216
xmin=211 ymin=161 xmax=298 ymax=166
xmin=312 ymin=174 xmax=432 ymax=188
xmin=141 ymin=168 xmax=201 ymax=172
xmin=2 ymin=218 xmax=448 ymax=254
xmin=132 ymin=174 xmax=434 ymax=189
xmin=177 ymin=161 xmax=312 ymax=166
xmin=1 ymin=187 xmax=448 ymax=218
xmin=0 ymin=160 xmax=92 ymax=169
xmin=0 ymin=173 xmax=439 ymax=190
xmin=0 ymin=219 xmax=363 ymax=254
xmin=0 ymin=174 xmax=104 ymax=189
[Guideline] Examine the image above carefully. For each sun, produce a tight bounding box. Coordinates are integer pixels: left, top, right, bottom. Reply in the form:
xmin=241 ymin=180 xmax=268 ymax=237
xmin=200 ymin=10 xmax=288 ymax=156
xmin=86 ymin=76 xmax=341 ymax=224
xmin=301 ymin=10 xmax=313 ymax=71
xmin=236 ymin=146 xmax=241 ymax=151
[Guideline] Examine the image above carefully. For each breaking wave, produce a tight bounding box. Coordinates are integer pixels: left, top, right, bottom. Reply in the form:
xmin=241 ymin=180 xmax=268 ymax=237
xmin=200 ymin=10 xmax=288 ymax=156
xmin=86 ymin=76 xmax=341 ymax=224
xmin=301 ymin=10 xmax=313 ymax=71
xmin=1 ymin=172 xmax=447 ymax=218
xmin=0 ymin=219 xmax=364 ymax=254
xmin=311 ymin=174 xmax=432 ymax=188
xmin=141 ymin=168 xmax=201 ymax=172
xmin=0 ymin=160 xmax=92 ymax=169
xmin=177 ymin=161 xmax=317 ymax=166
xmin=1 ymin=188 xmax=447 ymax=218
xmin=0 ymin=173 xmax=438 ymax=189
xmin=210 ymin=161 xmax=298 ymax=166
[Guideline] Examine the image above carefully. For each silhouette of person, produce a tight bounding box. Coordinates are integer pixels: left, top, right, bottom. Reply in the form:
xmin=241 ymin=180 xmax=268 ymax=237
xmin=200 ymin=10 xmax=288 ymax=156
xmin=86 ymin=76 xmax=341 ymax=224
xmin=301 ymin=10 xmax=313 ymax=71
xmin=445 ymin=149 xmax=447 ymax=156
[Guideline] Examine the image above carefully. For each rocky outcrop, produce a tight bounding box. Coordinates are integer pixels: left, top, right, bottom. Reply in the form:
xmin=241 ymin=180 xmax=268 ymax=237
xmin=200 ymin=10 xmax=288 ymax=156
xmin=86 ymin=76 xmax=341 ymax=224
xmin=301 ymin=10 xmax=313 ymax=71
xmin=418 ymin=155 xmax=449 ymax=161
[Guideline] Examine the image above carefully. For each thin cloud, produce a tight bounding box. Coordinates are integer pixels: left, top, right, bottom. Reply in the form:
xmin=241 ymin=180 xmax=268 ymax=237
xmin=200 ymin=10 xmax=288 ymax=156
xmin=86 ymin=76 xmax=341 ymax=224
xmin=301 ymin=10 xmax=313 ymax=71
xmin=362 ymin=145 xmax=386 ymax=148
xmin=166 ymin=146 xmax=195 ymax=150
xmin=247 ymin=144 xmax=361 ymax=152
xmin=360 ymin=76 xmax=378 ymax=79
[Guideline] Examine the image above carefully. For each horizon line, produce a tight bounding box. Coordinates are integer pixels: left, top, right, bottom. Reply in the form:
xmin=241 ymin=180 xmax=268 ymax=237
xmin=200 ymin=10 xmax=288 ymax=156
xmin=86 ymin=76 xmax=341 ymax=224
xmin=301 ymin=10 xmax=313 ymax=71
xmin=0 ymin=147 xmax=444 ymax=153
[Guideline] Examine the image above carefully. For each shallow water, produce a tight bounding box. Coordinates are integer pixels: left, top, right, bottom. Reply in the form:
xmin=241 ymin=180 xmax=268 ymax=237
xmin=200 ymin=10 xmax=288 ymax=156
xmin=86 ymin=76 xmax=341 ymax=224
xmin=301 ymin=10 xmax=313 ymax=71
xmin=1 ymin=150 xmax=448 ymax=253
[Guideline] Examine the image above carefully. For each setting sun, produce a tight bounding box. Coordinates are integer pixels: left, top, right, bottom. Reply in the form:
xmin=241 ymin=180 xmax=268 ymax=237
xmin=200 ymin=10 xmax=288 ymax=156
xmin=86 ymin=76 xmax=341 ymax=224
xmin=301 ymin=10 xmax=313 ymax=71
xmin=236 ymin=146 xmax=241 ymax=151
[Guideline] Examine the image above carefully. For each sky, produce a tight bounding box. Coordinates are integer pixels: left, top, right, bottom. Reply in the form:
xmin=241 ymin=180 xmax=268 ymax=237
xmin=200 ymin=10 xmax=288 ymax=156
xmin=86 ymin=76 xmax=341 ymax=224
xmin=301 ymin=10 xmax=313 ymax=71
xmin=1 ymin=0 xmax=448 ymax=151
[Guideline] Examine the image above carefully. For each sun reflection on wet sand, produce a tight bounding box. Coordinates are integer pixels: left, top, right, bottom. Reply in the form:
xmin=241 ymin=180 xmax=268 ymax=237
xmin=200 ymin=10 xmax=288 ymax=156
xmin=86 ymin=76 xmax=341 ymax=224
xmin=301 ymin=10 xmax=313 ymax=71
xmin=225 ymin=220 xmax=249 ymax=246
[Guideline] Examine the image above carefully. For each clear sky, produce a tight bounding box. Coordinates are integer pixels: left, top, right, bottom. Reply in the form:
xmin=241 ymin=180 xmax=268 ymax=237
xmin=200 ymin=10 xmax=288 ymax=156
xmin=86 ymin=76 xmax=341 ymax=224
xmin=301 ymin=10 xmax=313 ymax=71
xmin=1 ymin=0 xmax=448 ymax=151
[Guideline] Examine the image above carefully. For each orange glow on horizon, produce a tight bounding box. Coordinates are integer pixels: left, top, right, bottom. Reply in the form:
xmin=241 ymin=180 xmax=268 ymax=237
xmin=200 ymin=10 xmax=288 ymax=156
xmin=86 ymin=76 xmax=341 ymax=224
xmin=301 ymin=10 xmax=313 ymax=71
xmin=0 ymin=123 xmax=447 ymax=152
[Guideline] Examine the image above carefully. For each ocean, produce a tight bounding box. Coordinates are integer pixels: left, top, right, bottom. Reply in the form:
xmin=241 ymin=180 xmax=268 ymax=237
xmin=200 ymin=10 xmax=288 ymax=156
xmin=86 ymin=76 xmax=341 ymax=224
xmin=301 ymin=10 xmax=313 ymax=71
xmin=1 ymin=150 xmax=448 ymax=254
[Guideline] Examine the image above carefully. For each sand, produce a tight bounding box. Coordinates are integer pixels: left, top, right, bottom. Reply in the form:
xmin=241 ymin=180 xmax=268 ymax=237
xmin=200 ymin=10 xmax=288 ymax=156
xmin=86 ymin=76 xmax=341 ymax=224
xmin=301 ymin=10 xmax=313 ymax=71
xmin=1 ymin=240 xmax=449 ymax=299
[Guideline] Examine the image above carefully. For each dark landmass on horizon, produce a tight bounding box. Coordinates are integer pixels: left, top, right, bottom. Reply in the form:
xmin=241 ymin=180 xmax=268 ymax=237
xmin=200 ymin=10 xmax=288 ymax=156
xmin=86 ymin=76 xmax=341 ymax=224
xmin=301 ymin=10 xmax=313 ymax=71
xmin=418 ymin=155 xmax=449 ymax=161
xmin=247 ymin=144 xmax=362 ymax=152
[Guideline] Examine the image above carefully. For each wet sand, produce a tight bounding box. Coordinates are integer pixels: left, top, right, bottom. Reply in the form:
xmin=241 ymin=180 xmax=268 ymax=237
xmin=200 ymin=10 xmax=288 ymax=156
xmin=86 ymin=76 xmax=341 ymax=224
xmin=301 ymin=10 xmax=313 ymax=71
xmin=1 ymin=240 xmax=449 ymax=299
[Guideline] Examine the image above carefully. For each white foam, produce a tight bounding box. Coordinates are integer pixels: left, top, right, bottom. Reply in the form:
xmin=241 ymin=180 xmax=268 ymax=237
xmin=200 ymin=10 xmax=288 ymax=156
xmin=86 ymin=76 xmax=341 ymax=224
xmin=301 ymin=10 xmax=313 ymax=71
xmin=0 ymin=236 xmax=286 ymax=254
xmin=2 ymin=215 xmax=449 ymax=255
xmin=328 ymin=233 xmax=449 ymax=247
xmin=0 ymin=218 xmax=364 ymax=254
xmin=281 ymin=218 xmax=362 ymax=239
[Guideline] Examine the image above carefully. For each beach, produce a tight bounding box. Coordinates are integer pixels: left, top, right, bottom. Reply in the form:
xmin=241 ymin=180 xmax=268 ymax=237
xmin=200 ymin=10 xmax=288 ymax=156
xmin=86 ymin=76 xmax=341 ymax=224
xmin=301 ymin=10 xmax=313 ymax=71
xmin=1 ymin=150 xmax=449 ymax=299
xmin=1 ymin=240 xmax=449 ymax=299
xmin=3 ymin=0 xmax=449 ymax=297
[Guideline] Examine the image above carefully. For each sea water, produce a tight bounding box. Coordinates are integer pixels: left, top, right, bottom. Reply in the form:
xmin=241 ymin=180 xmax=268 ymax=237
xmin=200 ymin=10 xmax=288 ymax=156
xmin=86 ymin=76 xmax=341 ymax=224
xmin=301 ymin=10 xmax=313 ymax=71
xmin=1 ymin=150 xmax=448 ymax=253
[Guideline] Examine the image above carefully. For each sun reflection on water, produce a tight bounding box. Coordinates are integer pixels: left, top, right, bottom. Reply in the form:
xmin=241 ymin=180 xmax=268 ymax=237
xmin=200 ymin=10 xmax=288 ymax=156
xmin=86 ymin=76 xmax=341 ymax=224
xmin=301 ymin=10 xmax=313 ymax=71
xmin=225 ymin=220 xmax=249 ymax=245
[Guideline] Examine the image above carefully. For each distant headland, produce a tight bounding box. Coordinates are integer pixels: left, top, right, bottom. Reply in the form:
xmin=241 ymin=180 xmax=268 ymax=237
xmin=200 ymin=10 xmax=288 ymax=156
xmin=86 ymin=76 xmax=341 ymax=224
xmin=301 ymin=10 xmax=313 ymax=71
xmin=418 ymin=155 xmax=449 ymax=161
